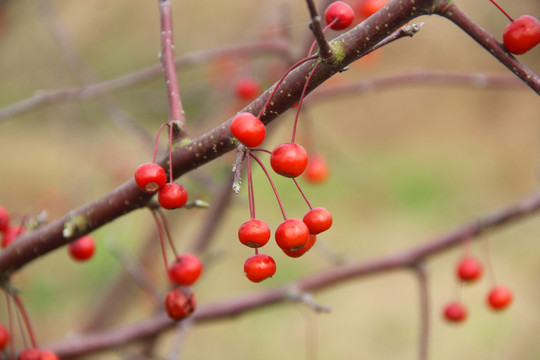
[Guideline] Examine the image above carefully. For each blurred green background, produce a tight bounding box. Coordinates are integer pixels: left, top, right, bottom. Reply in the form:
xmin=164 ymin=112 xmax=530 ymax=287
xmin=1 ymin=0 xmax=540 ymax=359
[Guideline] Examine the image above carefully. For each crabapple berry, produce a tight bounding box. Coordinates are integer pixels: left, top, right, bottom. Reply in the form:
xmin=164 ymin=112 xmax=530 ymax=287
xmin=158 ymin=183 xmax=188 ymax=209
xmin=443 ymin=301 xmax=467 ymax=323
xmin=1 ymin=225 xmax=25 ymax=248
xmin=244 ymin=253 xmax=276 ymax=282
xmin=164 ymin=288 xmax=197 ymax=321
xmin=238 ymin=219 xmax=271 ymax=248
xmin=275 ymin=218 xmax=310 ymax=252
xmin=18 ymin=349 xmax=41 ymax=360
xmin=456 ymin=256 xmax=483 ymax=282
xmin=303 ymin=207 xmax=333 ymax=234
xmin=0 ymin=324 xmax=8 ymax=351
xmin=0 ymin=206 xmax=9 ymax=232
xmin=487 ymin=285 xmax=513 ymax=310
xmin=235 ymin=77 xmax=260 ymax=100
xmin=304 ymin=153 xmax=330 ymax=184
xmin=134 ymin=163 xmax=167 ymax=194
xmin=40 ymin=351 xmax=59 ymax=360
xmin=355 ymin=0 xmax=386 ymax=19
xmin=503 ymin=15 xmax=540 ymax=55
xmin=68 ymin=235 xmax=96 ymax=261
xmin=169 ymin=253 xmax=203 ymax=286
xmin=270 ymin=143 xmax=308 ymax=178
xmin=230 ymin=113 xmax=266 ymax=148
xmin=324 ymin=1 xmax=355 ymax=30
xmin=282 ymin=234 xmax=316 ymax=258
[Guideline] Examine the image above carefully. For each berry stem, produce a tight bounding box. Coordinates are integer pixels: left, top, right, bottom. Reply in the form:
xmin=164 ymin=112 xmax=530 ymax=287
xmin=248 ymin=152 xmax=288 ymax=220
xmin=305 ymin=0 xmax=333 ymax=59
xmin=487 ymin=0 xmax=513 ymax=22
xmin=4 ymin=291 xmax=15 ymax=359
xmin=12 ymin=293 xmax=38 ymax=349
xmin=246 ymin=151 xmax=256 ymax=219
xmin=292 ymin=178 xmax=313 ymax=209
xmin=156 ymin=209 xmax=180 ymax=259
xmin=480 ymin=235 xmax=498 ymax=286
xmin=152 ymin=122 xmax=170 ymax=163
xmin=291 ymin=62 xmax=319 ymax=143
xmin=168 ymin=121 xmax=174 ymax=182
xmin=150 ymin=209 xmax=173 ymax=287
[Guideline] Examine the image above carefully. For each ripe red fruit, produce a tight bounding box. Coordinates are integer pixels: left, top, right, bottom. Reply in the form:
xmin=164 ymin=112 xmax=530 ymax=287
xmin=0 ymin=206 xmax=9 ymax=232
xmin=18 ymin=349 xmax=41 ymax=360
xmin=1 ymin=226 xmax=25 ymax=248
xmin=456 ymin=256 xmax=483 ymax=282
xmin=158 ymin=183 xmax=188 ymax=209
xmin=68 ymin=235 xmax=96 ymax=261
xmin=304 ymin=153 xmax=330 ymax=184
xmin=282 ymin=234 xmax=316 ymax=258
xmin=355 ymin=0 xmax=386 ymax=19
xmin=0 ymin=324 xmax=8 ymax=351
xmin=443 ymin=301 xmax=467 ymax=323
xmin=164 ymin=288 xmax=197 ymax=321
xmin=270 ymin=143 xmax=308 ymax=178
xmin=134 ymin=163 xmax=167 ymax=194
xmin=303 ymin=207 xmax=333 ymax=235
xmin=238 ymin=219 xmax=271 ymax=248
xmin=324 ymin=1 xmax=355 ymax=30
xmin=275 ymin=218 xmax=310 ymax=252
xmin=230 ymin=113 xmax=266 ymax=148
xmin=244 ymin=253 xmax=276 ymax=282
xmin=235 ymin=77 xmax=261 ymax=100
xmin=40 ymin=351 xmax=59 ymax=360
xmin=169 ymin=253 xmax=203 ymax=286
xmin=487 ymin=285 xmax=513 ymax=310
xmin=503 ymin=15 xmax=540 ymax=55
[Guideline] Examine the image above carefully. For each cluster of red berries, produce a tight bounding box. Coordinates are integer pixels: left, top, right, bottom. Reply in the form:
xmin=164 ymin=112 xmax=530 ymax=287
xmin=135 ymin=162 xmax=188 ymax=209
xmin=0 ymin=324 xmax=59 ymax=359
xmin=443 ymin=252 xmax=513 ymax=323
xmin=164 ymin=253 xmax=202 ymax=320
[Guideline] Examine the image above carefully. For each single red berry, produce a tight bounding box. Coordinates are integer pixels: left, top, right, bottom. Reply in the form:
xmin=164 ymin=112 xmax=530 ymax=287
xmin=324 ymin=1 xmax=355 ymax=30
xmin=169 ymin=253 xmax=203 ymax=286
xmin=354 ymin=0 xmax=386 ymax=19
xmin=303 ymin=207 xmax=333 ymax=235
xmin=503 ymin=15 xmax=540 ymax=55
xmin=244 ymin=253 xmax=276 ymax=282
xmin=304 ymin=153 xmax=330 ymax=184
xmin=282 ymin=234 xmax=316 ymax=258
xmin=487 ymin=285 xmax=513 ymax=310
xmin=68 ymin=235 xmax=96 ymax=261
xmin=18 ymin=349 xmax=41 ymax=360
xmin=0 ymin=206 xmax=9 ymax=232
xmin=0 ymin=324 xmax=8 ymax=351
xmin=1 ymin=226 xmax=25 ymax=248
xmin=134 ymin=163 xmax=167 ymax=194
xmin=456 ymin=256 xmax=483 ymax=282
xmin=443 ymin=301 xmax=467 ymax=323
xmin=230 ymin=113 xmax=266 ymax=148
xmin=40 ymin=351 xmax=59 ymax=360
xmin=270 ymin=143 xmax=308 ymax=178
xmin=164 ymin=288 xmax=197 ymax=321
xmin=158 ymin=183 xmax=188 ymax=209
xmin=275 ymin=218 xmax=310 ymax=252
xmin=235 ymin=77 xmax=261 ymax=100
xmin=238 ymin=219 xmax=271 ymax=248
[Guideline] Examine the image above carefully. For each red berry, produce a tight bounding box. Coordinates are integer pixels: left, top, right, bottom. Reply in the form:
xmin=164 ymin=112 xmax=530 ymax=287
xmin=235 ymin=77 xmax=261 ymax=100
xmin=158 ymin=183 xmax=188 ymax=209
xmin=18 ymin=349 xmax=41 ymax=360
xmin=40 ymin=351 xmax=59 ymax=360
xmin=134 ymin=163 xmax=167 ymax=194
xmin=0 ymin=206 xmax=9 ymax=232
xmin=68 ymin=235 xmax=96 ymax=261
xmin=304 ymin=153 xmax=330 ymax=184
xmin=244 ymin=253 xmax=276 ymax=282
xmin=0 ymin=324 xmax=8 ymax=351
xmin=303 ymin=207 xmax=333 ymax=235
xmin=1 ymin=226 xmax=25 ymax=248
xmin=230 ymin=113 xmax=266 ymax=148
xmin=487 ymin=285 xmax=513 ymax=310
xmin=270 ymin=143 xmax=308 ymax=178
xmin=164 ymin=288 xmax=197 ymax=321
xmin=324 ymin=1 xmax=355 ymax=30
xmin=354 ymin=0 xmax=386 ymax=19
xmin=169 ymin=253 xmax=203 ymax=286
xmin=238 ymin=219 xmax=271 ymax=248
xmin=275 ymin=218 xmax=310 ymax=252
xmin=443 ymin=301 xmax=467 ymax=323
xmin=503 ymin=15 xmax=540 ymax=55
xmin=456 ymin=256 xmax=483 ymax=282
xmin=282 ymin=234 xmax=316 ymax=258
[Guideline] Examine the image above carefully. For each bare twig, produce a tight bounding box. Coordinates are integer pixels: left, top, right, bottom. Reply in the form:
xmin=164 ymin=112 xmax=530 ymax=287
xmin=412 ymin=263 xmax=430 ymax=360
xmin=305 ymin=0 xmax=332 ymax=58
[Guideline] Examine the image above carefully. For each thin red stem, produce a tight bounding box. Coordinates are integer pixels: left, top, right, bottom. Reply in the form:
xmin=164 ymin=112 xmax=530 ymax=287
xmin=246 ymin=151 xmax=256 ymax=219
xmin=487 ymin=0 xmax=513 ymax=22
xmin=156 ymin=210 xmax=179 ymax=259
xmin=150 ymin=210 xmax=173 ymax=287
xmin=308 ymin=21 xmax=336 ymax=56
xmin=291 ymin=62 xmax=319 ymax=143
xmin=152 ymin=122 xmax=170 ymax=163
xmin=168 ymin=122 xmax=174 ymax=182
xmin=292 ymin=178 xmax=313 ymax=210
xmin=481 ymin=236 xmax=497 ymax=286
xmin=12 ymin=293 xmax=38 ymax=349
xmin=5 ymin=291 xmax=15 ymax=359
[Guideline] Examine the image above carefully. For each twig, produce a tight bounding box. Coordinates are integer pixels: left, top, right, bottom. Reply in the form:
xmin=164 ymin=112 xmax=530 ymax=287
xmin=305 ymin=0 xmax=332 ymax=58
xmin=412 ymin=263 xmax=430 ymax=360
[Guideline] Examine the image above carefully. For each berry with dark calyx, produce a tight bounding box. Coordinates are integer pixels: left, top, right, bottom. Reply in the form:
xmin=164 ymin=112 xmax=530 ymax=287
xmin=304 ymin=153 xmax=330 ymax=184
xmin=18 ymin=349 xmax=41 ymax=360
xmin=134 ymin=163 xmax=167 ymax=194
xmin=0 ymin=324 xmax=8 ymax=351
xmin=244 ymin=253 xmax=276 ymax=282
xmin=235 ymin=77 xmax=260 ymax=100
xmin=303 ymin=207 xmax=333 ymax=235
xmin=275 ymin=218 xmax=310 ymax=252
xmin=164 ymin=288 xmax=197 ymax=321
xmin=0 ymin=206 xmax=9 ymax=232
xmin=40 ymin=351 xmax=59 ymax=360
xmin=487 ymin=285 xmax=513 ymax=311
xmin=68 ymin=235 xmax=96 ymax=261
xmin=355 ymin=0 xmax=386 ymax=19
xmin=169 ymin=253 xmax=203 ymax=286
xmin=324 ymin=1 xmax=355 ymax=30
xmin=238 ymin=219 xmax=271 ymax=248
xmin=456 ymin=256 xmax=483 ymax=283
xmin=503 ymin=15 xmax=540 ymax=55
xmin=282 ymin=234 xmax=316 ymax=258
xmin=443 ymin=301 xmax=467 ymax=323
xmin=1 ymin=225 xmax=25 ymax=248
xmin=158 ymin=183 xmax=188 ymax=209
xmin=230 ymin=113 xmax=266 ymax=148
xmin=270 ymin=143 xmax=308 ymax=178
